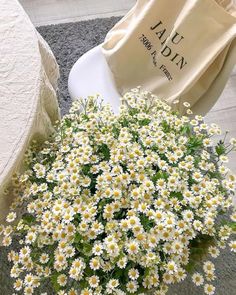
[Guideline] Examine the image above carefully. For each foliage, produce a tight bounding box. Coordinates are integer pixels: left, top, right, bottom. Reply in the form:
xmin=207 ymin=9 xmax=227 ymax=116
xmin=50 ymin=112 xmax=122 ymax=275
xmin=0 ymin=88 xmax=236 ymax=295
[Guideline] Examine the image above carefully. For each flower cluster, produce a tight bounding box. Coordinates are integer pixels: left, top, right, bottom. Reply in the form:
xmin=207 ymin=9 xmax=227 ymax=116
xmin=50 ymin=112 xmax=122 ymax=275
xmin=1 ymin=88 xmax=235 ymax=295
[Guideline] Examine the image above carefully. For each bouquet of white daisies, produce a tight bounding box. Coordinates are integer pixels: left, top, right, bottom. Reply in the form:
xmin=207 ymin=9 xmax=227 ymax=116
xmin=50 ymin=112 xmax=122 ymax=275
xmin=1 ymin=88 xmax=235 ymax=295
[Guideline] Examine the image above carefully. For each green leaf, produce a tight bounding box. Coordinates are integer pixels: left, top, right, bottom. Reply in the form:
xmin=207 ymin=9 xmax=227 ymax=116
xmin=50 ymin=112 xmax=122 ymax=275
xmin=152 ymin=171 xmax=168 ymax=183
xmin=82 ymin=164 xmax=91 ymax=175
xmin=139 ymin=118 xmax=151 ymax=126
xmin=170 ymin=192 xmax=183 ymax=200
xmin=180 ymin=124 xmax=192 ymax=135
xmin=138 ymin=286 xmax=147 ymax=293
xmin=114 ymin=269 xmax=124 ymax=279
xmin=218 ymin=209 xmax=226 ymax=215
xmin=74 ymin=232 xmax=83 ymax=243
xmin=79 ymin=279 xmax=89 ymax=289
xmin=185 ymin=234 xmax=215 ymax=273
xmin=129 ymin=108 xmax=139 ymax=117
xmin=185 ymin=261 xmax=196 ymax=273
xmin=130 ymin=130 xmax=139 ymax=142
xmin=161 ymin=121 xmax=171 ymax=133
xmin=98 ymin=144 xmax=110 ymax=161
xmin=112 ymin=126 xmax=120 ymax=139
xmin=140 ymin=214 xmax=155 ymax=231
xmin=215 ymin=143 xmax=226 ymax=156
xmin=22 ymin=214 xmax=36 ymax=225
xmin=187 ymin=136 xmax=203 ymax=151
xmin=50 ymin=273 xmax=61 ymax=292
xmin=74 ymin=213 xmax=82 ymax=223
xmin=144 ymin=268 xmax=151 ymax=277
xmin=82 ymin=114 xmax=89 ymax=121
xmin=64 ymin=118 xmax=72 ymax=128
xmin=220 ymin=221 xmax=236 ymax=231
xmin=190 ymin=247 xmax=205 ymax=255
xmin=81 ymin=243 xmax=93 ymax=257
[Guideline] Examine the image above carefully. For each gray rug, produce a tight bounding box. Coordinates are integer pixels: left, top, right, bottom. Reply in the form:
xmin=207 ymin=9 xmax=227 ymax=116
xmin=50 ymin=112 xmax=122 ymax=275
xmin=38 ymin=17 xmax=121 ymax=116
xmin=0 ymin=17 xmax=235 ymax=295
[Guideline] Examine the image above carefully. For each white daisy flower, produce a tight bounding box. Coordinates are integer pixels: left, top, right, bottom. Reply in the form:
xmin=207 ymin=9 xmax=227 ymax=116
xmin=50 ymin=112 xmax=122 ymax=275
xmin=204 ymin=284 xmax=215 ymax=295
xmin=57 ymin=274 xmax=67 ymax=287
xmin=128 ymin=268 xmax=139 ymax=280
xmin=126 ymin=281 xmax=138 ymax=293
xmin=192 ymin=272 xmax=204 ymax=286
xmin=229 ymin=240 xmax=236 ymax=253
xmin=88 ymin=275 xmax=100 ymax=288
xmin=6 ymin=212 xmax=17 ymax=223
xmin=203 ymin=261 xmax=215 ymax=274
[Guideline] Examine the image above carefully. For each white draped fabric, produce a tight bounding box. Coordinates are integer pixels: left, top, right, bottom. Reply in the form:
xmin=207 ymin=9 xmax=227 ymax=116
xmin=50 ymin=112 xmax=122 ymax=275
xmin=0 ymin=0 xmax=60 ymax=222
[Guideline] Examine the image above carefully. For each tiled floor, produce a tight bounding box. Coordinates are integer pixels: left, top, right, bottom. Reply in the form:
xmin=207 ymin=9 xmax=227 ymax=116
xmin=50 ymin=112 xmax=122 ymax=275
xmin=205 ymin=67 xmax=236 ymax=173
xmin=19 ymin=0 xmax=136 ymax=26
xmin=19 ymin=0 xmax=236 ymax=173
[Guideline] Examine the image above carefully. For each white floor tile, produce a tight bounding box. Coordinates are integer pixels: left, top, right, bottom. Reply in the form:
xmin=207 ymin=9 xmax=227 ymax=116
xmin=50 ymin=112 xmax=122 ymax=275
xmin=19 ymin=0 xmax=136 ymax=26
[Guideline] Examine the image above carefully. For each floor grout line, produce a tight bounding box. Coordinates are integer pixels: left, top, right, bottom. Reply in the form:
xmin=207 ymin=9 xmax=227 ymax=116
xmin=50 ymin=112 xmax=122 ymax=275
xmin=35 ymin=10 xmax=126 ymax=26
xmin=19 ymin=0 xmax=136 ymax=26
xmin=207 ymin=105 xmax=236 ymax=114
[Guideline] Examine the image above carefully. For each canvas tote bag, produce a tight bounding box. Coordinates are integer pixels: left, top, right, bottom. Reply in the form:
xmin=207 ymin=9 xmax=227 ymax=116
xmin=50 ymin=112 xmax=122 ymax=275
xmin=102 ymin=0 xmax=236 ymax=115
